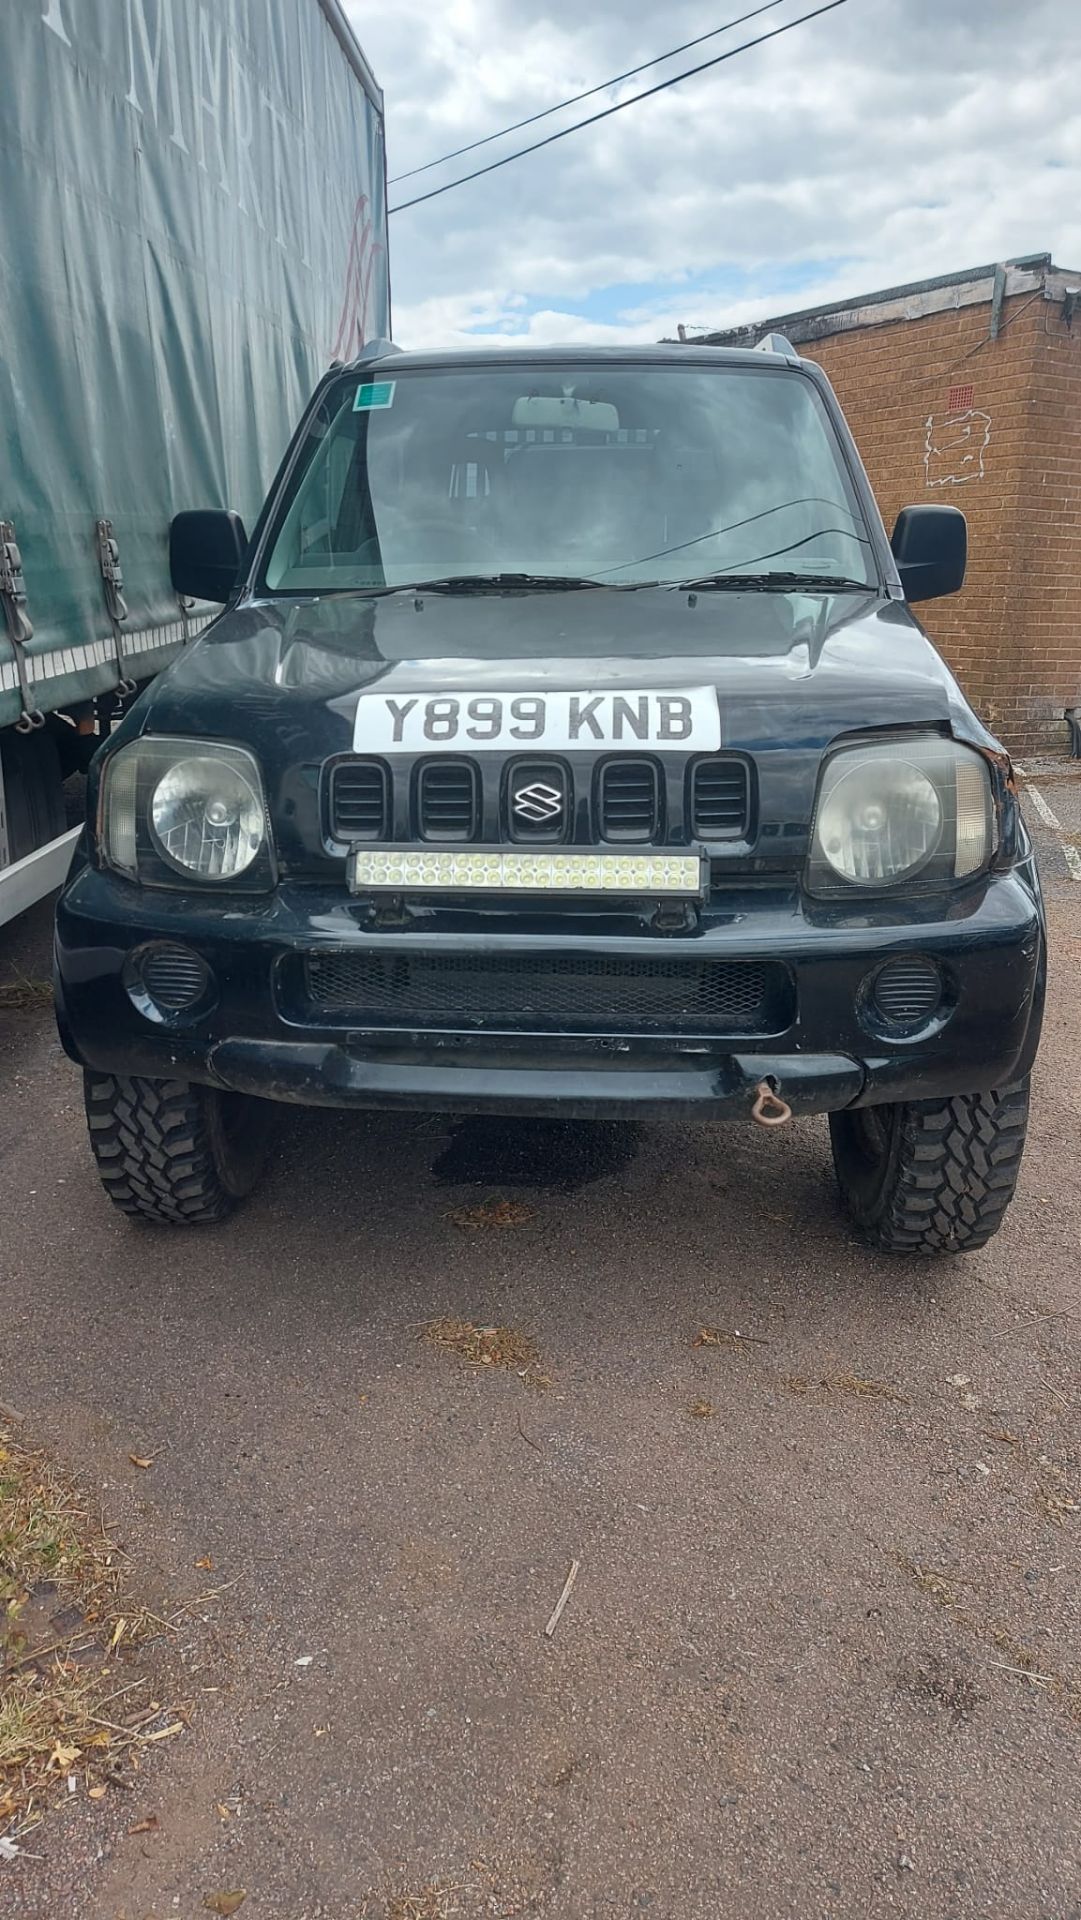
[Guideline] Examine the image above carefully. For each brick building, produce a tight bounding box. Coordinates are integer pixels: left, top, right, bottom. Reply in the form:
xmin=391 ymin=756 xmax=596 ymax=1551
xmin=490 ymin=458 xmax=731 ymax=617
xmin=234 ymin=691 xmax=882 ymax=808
xmin=679 ymin=252 xmax=1081 ymax=754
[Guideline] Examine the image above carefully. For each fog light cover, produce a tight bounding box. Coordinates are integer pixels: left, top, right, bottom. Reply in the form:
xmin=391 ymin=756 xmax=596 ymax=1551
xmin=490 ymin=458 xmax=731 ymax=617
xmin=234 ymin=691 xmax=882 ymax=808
xmin=870 ymin=955 xmax=944 ymax=1030
xmin=125 ymin=942 xmax=214 ymax=1022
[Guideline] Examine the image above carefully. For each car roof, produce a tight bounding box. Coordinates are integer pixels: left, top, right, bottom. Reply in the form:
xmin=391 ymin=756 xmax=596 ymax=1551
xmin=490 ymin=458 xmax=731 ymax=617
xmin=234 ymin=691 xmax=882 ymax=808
xmin=345 ymin=341 xmax=802 ymax=374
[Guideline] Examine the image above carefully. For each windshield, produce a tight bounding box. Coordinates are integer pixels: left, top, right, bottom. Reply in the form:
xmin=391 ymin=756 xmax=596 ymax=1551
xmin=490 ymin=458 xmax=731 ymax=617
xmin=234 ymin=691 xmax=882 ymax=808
xmin=261 ymin=362 xmax=877 ymax=593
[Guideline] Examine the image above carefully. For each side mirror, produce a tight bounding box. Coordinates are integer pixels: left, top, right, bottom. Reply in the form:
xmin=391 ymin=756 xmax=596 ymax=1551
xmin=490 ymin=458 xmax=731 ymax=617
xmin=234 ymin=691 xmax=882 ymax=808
xmin=169 ymin=509 xmax=248 ymax=603
xmin=890 ymin=504 xmax=967 ymax=602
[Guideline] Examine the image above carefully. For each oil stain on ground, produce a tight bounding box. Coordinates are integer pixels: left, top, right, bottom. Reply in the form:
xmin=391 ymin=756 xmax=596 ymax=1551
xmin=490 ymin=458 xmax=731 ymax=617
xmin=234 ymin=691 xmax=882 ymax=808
xmin=432 ymin=1115 xmax=640 ymax=1192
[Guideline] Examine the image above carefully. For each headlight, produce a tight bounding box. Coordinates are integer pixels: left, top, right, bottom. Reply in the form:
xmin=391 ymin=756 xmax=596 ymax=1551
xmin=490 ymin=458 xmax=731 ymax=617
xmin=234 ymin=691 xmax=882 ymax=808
xmin=808 ymin=737 xmax=994 ymax=893
xmin=150 ymin=757 xmax=264 ymax=878
xmin=100 ymin=738 xmax=273 ymax=889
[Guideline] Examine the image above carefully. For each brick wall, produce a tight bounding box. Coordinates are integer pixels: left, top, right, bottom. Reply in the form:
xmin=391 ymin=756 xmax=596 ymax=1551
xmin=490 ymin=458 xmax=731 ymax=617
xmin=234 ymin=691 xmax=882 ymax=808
xmin=797 ymin=293 xmax=1081 ymax=754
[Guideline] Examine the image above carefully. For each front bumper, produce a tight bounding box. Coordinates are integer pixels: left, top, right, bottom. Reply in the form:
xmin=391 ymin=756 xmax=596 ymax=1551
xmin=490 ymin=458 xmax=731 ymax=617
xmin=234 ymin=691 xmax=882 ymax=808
xmin=55 ymin=861 xmax=1045 ymax=1121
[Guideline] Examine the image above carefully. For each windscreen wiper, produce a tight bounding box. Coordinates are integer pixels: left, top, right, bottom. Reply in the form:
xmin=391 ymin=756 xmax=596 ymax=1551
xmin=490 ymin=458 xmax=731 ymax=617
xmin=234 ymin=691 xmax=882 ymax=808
xmin=675 ymin=571 xmax=873 ymax=593
xmin=398 ymin=572 xmax=653 ymax=593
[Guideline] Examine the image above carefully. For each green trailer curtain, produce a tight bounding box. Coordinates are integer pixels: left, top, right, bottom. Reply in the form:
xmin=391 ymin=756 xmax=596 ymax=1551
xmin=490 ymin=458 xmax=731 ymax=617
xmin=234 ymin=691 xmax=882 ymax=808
xmin=0 ymin=0 xmax=388 ymax=728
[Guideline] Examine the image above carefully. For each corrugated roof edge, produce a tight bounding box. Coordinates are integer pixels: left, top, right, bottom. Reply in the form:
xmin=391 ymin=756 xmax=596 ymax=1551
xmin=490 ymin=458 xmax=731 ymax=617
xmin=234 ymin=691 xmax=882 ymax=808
xmin=316 ymin=0 xmax=383 ymax=110
xmin=667 ymin=252 xmax=1081 ymax=348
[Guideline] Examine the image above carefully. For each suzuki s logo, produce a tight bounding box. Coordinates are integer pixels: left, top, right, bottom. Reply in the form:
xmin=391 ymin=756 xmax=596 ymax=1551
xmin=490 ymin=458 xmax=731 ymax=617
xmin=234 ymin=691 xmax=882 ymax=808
xmin=512 ymin=779 xmax=563 ymax=824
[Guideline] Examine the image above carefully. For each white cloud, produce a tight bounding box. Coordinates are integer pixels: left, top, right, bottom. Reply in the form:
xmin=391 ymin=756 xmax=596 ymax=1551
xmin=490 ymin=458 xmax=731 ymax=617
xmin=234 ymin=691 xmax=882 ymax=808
xmin=348 ymin=0 xmax=1081 ymax=348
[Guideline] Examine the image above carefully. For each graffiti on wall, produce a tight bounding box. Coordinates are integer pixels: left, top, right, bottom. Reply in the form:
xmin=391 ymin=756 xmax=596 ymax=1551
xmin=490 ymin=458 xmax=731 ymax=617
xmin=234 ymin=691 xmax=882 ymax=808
xmin=924 ymin=408 xmax=992 ymax=487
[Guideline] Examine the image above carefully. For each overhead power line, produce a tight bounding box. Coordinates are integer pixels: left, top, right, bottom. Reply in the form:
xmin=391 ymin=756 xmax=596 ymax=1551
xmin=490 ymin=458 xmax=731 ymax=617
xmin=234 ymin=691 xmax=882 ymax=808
xmin=389 ymin=0 xmax=848 ymax=216
xmin=389 ymin=0 xmax=789 ymax=186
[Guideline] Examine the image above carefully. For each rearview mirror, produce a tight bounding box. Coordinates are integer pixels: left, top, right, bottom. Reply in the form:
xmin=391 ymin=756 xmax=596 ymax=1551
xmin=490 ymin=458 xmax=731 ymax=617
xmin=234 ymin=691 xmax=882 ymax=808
xmin=169 ymin=509 xmax=248 ymax=603
xmin=890 ymin=505 xmax=967 ymax=602
xmin=511 ymin=394 xmax=620 ymax=432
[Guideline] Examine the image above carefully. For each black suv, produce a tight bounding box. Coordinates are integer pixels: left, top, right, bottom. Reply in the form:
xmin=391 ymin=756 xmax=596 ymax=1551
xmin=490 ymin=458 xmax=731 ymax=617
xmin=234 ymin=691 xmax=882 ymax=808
xmin=55 ymin=341 xmax=1044 ymax=1251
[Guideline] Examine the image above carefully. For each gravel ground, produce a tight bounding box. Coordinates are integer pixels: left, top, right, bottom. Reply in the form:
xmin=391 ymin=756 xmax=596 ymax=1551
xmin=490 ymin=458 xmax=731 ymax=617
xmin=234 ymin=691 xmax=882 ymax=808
xmin=1 ymin=785 xmax=1079 ymax=1920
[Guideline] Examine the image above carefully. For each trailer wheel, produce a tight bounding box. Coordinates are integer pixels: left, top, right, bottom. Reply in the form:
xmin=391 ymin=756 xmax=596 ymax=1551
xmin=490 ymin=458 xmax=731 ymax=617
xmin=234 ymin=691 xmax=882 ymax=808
xmin=829 ymin=1080 xmax=1030 ymax=1255
xmin=83 ymin=1073 xmax=271 ymax=1224
xmin=1 ymin=730 xmax=66 ymax=862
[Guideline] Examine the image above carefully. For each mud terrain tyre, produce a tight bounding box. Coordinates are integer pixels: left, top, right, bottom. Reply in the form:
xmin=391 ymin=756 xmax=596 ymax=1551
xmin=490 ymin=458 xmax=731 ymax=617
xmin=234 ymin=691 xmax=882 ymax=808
xmin=829 ymin=1080 xmax=1030 ymax=1255
xmin=84 ymin=1073 xmax=270 ymax=1224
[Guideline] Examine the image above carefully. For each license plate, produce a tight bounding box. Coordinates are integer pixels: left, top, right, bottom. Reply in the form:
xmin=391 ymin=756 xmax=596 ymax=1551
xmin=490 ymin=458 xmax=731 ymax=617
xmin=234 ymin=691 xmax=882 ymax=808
xmin=351 ymin=686 xmax=721 ymax=753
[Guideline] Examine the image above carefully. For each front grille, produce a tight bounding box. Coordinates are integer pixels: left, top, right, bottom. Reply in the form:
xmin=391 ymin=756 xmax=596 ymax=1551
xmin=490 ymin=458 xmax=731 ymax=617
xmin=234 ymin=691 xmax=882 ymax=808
xmin=871 ymin=955 xmax=943 ymax=1027
xmin=599 ymin=759 xmax=660 ymax=841
xmin=417 ymin=759 xmax=479 ymax=840
xmin=329 ymin=759 xmax=389 ymax=840
xmin=301 ymin=950 xmax=791 ymax=1035
xmin=691 ymin=758 xmax=750 ymax=839
xmin=329 ymin=753 xmax=754 ymax=848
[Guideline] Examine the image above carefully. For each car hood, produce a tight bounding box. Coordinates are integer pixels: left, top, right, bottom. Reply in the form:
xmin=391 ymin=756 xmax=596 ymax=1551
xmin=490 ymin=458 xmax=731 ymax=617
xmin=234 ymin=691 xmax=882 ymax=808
xmin=138 ymin=586 xmax=997 ymax=761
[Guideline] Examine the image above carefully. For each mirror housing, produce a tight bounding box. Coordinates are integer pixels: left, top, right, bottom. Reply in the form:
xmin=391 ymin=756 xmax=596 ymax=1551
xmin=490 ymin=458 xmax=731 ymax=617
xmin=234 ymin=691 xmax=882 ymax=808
xmin=890 ymin=504 xmax=967 ymax=602
xmin=169 ymin=509 xmax=248 ymax=603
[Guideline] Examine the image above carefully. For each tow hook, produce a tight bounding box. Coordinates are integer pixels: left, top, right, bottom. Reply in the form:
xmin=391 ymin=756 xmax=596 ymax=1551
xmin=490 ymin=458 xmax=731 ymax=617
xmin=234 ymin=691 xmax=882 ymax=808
xmin=751 ymin=1079 xmax=793 ymax=1128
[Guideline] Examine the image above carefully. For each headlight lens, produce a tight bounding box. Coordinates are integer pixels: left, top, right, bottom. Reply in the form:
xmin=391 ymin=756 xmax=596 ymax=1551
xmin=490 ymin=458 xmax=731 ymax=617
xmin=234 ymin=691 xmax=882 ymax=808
xmin=150 ymin=756 xmax=264 ymax=878
xmin=816 ymin=757 xmax=942 ymax=884
xmin=100 ymin=739 xmax=272 ymax=889
xmin=809 ymin=738 xmax=994 ymax=892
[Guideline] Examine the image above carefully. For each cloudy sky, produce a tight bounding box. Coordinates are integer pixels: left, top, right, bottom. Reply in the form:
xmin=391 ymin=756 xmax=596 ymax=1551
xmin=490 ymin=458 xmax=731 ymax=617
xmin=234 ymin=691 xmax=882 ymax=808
xmin=347 ymin=0 xmax=1081 ymax=350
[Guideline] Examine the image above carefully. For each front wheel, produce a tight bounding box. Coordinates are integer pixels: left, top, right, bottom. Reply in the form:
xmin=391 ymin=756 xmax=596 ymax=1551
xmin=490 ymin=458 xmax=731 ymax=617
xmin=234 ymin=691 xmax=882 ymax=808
xmin=829 ymin=1080 xmax=1030 ymax=1255
xmin=84 ymin=1073 xmax=271 ymax=1224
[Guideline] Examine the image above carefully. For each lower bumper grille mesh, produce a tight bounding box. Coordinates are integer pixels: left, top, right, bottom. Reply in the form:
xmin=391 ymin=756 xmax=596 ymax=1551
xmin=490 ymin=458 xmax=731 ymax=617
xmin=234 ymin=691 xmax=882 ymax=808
xmin=300 ymin=949 xmax=791 ymax=1034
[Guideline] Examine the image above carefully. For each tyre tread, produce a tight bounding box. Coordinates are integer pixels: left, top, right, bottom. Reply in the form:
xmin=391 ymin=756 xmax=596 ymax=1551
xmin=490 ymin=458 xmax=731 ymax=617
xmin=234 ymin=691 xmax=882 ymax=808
xmin=831 ymin=1081 xmax=1030 ymax=1256
xmin=83 ymin=1073 xmax=237 ymax=1225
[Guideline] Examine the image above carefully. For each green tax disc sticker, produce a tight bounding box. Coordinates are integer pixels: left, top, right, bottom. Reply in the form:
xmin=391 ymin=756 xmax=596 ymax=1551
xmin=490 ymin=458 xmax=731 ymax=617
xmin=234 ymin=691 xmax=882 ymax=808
xmin=353 ymin=380 xmax=396 ymax=411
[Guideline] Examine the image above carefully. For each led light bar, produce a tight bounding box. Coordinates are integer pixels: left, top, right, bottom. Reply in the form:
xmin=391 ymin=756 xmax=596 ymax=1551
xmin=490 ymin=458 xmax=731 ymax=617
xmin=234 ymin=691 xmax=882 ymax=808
xmin=349 ymin=847 xmax=706 ymax=897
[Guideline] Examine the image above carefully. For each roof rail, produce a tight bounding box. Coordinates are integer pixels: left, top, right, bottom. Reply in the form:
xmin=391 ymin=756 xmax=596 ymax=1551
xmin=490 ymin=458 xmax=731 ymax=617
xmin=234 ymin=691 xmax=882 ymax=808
xmin=350 ymin=338 xmax=401 ymax=367
xmin=755 ymin=332 xmax=799 ymax=362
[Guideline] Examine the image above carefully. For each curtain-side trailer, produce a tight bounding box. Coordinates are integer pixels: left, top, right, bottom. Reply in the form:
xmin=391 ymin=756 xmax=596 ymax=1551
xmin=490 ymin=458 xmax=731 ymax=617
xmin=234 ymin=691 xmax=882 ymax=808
xmin=0 ymin=0 xmax=389 ymax=922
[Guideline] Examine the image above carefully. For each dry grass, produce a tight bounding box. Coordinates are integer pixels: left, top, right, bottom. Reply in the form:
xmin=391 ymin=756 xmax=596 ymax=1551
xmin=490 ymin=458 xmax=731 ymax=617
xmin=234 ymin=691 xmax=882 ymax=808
xmin=688 ymin=1399 xmax=715 ymax=1419
xmin=421 ymin=1317 xmax=549 ymax=1389
xmin=379 ymin=1851 xmax=573 ymax=1915
xmin=0 ymin=974 xmax=51 ymax=1015
xmin=1 ymin=1427 xmax=176 ymax=1832
xmin=782 ymin=1372 xmax=909 ymax=1405
xmin=828 ymin=1372 xmax=910 ymax=1404
xmin=692 ymin=1327 xmax=766 ymax=1353
xmin=898 ymin=1551 xmax=1081 ymax=1723
xmin=444 ymin=1199 xmax=536 ymax=1231
xmin=904 ymin=1561 xmax=963 ymax=1608
xmin=1034 ymin=1462 xmax=1080 ymax=1526
xmin=0 ymin=1437 xmax=122 ymax=1618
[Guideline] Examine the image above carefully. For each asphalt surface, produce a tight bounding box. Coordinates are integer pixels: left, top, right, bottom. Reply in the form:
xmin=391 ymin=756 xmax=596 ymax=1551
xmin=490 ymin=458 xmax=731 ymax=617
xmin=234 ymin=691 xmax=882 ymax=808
xmin=2 ymin=781 xmax=1080 ymax=1920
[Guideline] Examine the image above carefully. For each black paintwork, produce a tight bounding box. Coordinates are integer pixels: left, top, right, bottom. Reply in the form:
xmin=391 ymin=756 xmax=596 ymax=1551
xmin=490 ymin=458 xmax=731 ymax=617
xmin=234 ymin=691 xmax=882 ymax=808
xmin=88 ymin=588 xmax=1008 ymax=875
xmin=54 ymin=343 xmax=1045 ymax=1121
